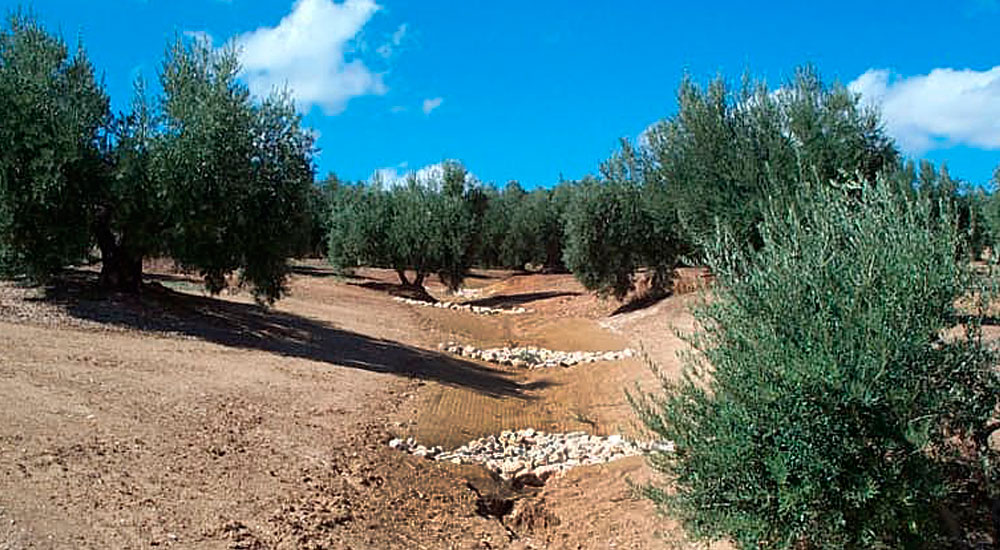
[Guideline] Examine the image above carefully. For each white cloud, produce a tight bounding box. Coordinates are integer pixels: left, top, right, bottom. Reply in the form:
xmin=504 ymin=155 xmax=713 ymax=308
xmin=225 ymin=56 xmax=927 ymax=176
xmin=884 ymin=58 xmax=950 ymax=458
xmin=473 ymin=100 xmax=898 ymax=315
xmin=849 ymin=66 xmax=1000 ymax=154
xmin=369 ymin=161 xmax=474 ymax=187
xmin=370 ymin=167 xmax=404 ymax=186
xmin=236 ymin=0 xmax=386 ymax=115
xmin=422 ymin=97 xmax=444 ymax=115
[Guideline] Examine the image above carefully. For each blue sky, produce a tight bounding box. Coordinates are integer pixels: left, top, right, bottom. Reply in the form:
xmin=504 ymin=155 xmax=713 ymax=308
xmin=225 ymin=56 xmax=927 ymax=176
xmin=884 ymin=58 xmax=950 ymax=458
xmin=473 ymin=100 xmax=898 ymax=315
xmin=5 ymin=0 xmax=1000 ymax=187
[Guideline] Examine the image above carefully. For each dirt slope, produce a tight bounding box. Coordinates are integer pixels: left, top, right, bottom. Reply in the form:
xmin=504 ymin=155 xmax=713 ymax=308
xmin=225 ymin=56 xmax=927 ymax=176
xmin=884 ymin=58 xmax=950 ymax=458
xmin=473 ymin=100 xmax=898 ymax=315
xmin=0 ymin=264 xmax=712 ymax=549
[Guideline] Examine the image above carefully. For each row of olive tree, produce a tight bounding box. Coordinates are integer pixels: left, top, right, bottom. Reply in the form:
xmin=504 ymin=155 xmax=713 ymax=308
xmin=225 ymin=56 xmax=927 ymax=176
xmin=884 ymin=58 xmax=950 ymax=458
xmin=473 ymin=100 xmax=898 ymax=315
xmin=477 ymin=180 xmax=574 ymax=271
xmin=325 ymin=167 xmax=583 ymax=293
xmin=321 ymin=67 xmax=903 ymax=300
xmin=317 ymin=64 xmax=998 ymax=302
xmin=0 ymin=13 xmax=314 ymax=303
xmin=326 ymin=162 xmax=486 ymax=292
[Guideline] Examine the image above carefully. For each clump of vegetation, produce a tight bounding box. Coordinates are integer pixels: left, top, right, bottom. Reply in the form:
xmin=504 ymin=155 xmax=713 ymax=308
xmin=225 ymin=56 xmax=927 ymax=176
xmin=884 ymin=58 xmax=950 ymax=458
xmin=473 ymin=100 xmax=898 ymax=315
xmin=631 ymin=180 xmax=1000 ymax=549
xmin=0 ymin=13 xmax=315 ymax=303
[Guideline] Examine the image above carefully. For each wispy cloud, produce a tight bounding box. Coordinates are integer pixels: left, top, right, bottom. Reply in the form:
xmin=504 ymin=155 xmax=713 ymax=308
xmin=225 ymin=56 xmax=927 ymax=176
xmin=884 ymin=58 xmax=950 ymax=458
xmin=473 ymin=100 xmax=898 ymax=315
xmin=422 ymin=97 xmax=443 ymax=115
xmin=235 ymin=0 xmax=386 ymax=115
xmin=183 ymin=30 xmax=214 ymax=46
xmin=849 ymin=66 xmax=1000 ymax=154
xmin=377 ymin=23 xmax=407 ymax=59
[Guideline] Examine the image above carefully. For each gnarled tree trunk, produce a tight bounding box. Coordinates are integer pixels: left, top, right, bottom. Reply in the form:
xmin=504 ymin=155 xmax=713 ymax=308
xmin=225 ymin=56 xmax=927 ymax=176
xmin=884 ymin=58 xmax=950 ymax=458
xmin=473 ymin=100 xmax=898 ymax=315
xmin=396 ymin=268 xmax=427 ymax=291
xmin=395 ymin=268 xmax=410 ymax=287
xmin=94 ymin=212 xmax=143 ymax=293
xmin=99 ymin=246 xmax=142 ymax=292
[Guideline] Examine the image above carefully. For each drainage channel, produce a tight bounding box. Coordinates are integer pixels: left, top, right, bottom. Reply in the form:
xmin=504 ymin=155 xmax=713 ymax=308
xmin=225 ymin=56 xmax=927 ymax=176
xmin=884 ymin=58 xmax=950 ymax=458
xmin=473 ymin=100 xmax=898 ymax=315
xmin=390 ymin=429 xmax=673 ymax=484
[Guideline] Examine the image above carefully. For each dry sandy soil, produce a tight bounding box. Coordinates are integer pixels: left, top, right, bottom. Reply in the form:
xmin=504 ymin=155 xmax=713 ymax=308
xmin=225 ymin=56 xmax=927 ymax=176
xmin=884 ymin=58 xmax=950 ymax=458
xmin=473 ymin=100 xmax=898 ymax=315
xmin=0 ymin=262 xmax=717 ymax=549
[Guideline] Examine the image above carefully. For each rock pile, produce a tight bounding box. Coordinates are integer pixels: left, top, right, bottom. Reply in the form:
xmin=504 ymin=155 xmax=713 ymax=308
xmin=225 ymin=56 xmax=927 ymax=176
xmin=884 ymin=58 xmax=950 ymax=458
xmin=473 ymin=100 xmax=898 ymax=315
xmin=389 ymin=429 xmax=673 ymax=482
xmin=392 ymin=297 xmax=529 ymax=315
xmin=439 ymin=342 xmax=635 ymax=369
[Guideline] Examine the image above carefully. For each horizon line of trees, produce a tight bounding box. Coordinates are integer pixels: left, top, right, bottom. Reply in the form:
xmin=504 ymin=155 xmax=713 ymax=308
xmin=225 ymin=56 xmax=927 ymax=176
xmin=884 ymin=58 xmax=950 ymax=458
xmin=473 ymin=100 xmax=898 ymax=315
xmin=6 ymin=9 xmax=1000 ymax=304
xmin=317 ymin=66 xmax=1000 ymax=301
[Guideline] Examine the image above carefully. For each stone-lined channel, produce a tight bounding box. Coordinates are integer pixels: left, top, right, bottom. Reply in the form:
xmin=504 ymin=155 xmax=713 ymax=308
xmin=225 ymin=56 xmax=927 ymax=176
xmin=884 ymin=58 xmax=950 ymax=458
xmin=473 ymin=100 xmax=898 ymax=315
xmin=393 ymin=296 xmax=530 ymax=315
xmin=390 ymin=429 xmax=673 ymax=483
xmin=439 ymin=342 xmax=636 ymax=369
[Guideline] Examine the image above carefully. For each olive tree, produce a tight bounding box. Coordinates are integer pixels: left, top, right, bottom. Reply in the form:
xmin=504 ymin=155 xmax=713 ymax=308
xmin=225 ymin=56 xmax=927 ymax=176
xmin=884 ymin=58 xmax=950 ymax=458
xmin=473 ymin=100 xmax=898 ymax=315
xmin=431 ymin=162 xmax=484 ymax=290
xmin=93 ymin=79 xmax=163 ymax=291
xmin=563 ymin=143 xmax=683 ymax=298
xmin=643 ymin=66 xmax=898 ymax=254
xmin=156 ymin=39 xmax=315 ymax=303
xmin=631 ymin=180 xmax=999 ymax=548
xmin=0 ymin=12 xmax=109 ymax=281
xmin=0 ymin=18 xmax=315 ymax=304
xmin=563 ymin=176 xmax=649 ymax=299
xmin=327 ymin=182 xmax=390 ymax=274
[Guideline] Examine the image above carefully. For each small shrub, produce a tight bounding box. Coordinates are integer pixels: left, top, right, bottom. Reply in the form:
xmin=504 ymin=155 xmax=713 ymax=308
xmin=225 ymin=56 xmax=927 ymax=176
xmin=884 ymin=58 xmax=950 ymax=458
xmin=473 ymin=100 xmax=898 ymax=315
xmin=631 ymin=180 xmax=1000 ymax=549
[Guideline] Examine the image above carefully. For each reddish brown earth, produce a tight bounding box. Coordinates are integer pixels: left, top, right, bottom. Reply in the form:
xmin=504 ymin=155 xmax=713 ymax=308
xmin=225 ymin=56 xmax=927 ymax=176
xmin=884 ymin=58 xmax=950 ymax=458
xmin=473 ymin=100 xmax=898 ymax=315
xmin=0 ymin=262 xmax=719 ymax=549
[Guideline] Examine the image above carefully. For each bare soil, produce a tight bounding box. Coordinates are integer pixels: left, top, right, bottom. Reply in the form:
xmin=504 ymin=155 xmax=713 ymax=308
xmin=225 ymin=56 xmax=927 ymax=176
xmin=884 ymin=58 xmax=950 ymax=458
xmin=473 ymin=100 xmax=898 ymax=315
xmin=0 ymin=262 xmax=714 ymax=549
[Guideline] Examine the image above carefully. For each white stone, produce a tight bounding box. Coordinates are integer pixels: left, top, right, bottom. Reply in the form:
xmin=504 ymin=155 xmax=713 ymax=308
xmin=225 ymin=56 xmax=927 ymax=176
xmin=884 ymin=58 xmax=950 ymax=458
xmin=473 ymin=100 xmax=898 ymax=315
xmin=388 ymin=430 xmax=673 ymax=481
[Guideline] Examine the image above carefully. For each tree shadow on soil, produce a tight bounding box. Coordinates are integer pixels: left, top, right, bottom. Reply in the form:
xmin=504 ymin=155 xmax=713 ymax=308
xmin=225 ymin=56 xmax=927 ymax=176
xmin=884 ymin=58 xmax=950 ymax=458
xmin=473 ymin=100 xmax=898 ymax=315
xmin=36 ymin=272 xmax=547 ymax=400
xmin=289 ymin=264 xmax=370 ymax=280
xmin=609 ymin=290 xmax=670 ymax=316
xmin=465 ymin=291 xmax=580 ymax=309
xmin=350 ymin=281 xmax=437 ymax=302
xmin=463 ymin=271 xmax=504 ymax=280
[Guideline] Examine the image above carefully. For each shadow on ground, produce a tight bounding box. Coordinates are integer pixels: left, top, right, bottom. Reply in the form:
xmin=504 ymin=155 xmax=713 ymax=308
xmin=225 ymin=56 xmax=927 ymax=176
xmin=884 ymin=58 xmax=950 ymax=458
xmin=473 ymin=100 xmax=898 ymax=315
xmin=289 ymin=263 xmax=370 ymax=280
xmin=36 ymin=272 xmax=547 ymax=399
xmin=463 ymin=271 xmax=506 ymax=280
xmin=350 ymin=281 xmax=437 ymax=302
xmin=466 ymin=291 xmax=580 ymax=309
xmin=610 ymin=290 xmax=670 ymax=316
xmin=141 ymin=271 xmax=202 ymax=285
